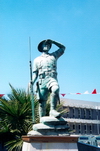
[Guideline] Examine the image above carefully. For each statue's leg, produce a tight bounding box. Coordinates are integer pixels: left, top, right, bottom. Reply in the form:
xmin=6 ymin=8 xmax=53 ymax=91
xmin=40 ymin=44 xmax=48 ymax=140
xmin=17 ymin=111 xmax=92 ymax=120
xmin=39 ymin=88 xmax=48 ymax=118
xmin=50 ymin=85 xmax=59 ymax=110
xmin=39 ymin=101 xmax=46 ymax=117
xmin=50 ymin=85 xmax=61 ymax=118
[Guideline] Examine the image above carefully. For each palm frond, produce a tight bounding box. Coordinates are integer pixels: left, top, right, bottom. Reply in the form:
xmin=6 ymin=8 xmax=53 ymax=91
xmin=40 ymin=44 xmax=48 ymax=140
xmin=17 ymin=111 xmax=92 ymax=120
xmin=5 ymin=138 xmax=23 ymax=151
xmin=0 ymin=84 xmax=67 ymax=151
xmin=56 ymin=100 xmax=69 ymax=116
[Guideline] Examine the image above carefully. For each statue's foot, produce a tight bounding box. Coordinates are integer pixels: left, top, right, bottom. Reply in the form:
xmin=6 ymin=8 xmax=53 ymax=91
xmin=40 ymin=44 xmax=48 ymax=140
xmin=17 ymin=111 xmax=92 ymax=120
xmin=49 ymin=110 xmax=61 ymax=118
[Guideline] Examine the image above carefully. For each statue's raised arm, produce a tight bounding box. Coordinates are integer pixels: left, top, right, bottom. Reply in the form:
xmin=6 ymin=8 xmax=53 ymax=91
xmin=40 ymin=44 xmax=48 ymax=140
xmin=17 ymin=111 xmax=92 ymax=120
xmin=50 ymin=39 xmax=66 ymax=50
xmin=45 ymin=39 xmax=65 ymax=50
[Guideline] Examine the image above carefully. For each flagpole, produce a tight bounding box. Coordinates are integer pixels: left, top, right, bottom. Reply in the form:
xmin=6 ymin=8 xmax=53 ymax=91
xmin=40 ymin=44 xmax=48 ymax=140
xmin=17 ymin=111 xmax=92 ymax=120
xmin=29 ymin=37 xmax=35 ymax=123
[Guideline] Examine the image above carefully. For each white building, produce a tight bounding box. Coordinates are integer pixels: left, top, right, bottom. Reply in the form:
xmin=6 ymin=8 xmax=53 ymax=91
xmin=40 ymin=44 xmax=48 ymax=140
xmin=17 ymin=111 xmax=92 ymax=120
xmin=61 ymin=98 xmax=100 ymax=135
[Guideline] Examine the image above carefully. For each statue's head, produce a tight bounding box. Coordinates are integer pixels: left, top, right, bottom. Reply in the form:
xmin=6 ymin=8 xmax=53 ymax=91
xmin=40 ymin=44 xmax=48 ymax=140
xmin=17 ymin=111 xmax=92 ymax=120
xmin=38 ymin=40 xmax=52 ymax=52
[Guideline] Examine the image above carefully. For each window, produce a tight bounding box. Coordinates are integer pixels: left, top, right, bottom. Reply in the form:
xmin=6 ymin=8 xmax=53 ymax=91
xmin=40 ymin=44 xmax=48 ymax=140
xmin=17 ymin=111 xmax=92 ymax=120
xmin=78 ymin=108 xmax=81 ymax=118
xmin=83 ymin=109 xmax=86 ymax=119
xmin=89 ymin=125 xmax=92 ymax=134
xmin=79 ymin=124 xmax=81 ymax=133
xmin=84 ymin=124 xmax=87 ymax=134
xmin=73 ymin=108 xmax=75 ymax=118
xmin=89 ymin=109 xmax=92 ymax=119
xmin=73 ymin=124 xmax=75 ymax=130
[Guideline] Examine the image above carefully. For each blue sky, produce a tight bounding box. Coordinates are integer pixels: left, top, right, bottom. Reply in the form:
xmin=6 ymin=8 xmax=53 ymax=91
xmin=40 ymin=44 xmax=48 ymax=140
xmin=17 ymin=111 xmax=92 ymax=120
xmin=0 ymin=0 xmax=100 ymax=102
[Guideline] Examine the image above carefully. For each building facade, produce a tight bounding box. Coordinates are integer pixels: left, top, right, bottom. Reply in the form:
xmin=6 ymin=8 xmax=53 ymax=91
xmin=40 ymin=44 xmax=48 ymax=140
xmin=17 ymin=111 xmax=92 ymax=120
xmin=61 ymin=98 xmax=100 ymax=135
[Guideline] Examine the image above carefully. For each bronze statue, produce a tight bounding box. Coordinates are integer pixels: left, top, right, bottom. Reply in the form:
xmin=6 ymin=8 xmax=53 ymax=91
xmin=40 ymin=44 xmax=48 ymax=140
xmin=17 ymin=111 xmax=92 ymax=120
xmin=32 ymin=39 xmax=66 ymax=118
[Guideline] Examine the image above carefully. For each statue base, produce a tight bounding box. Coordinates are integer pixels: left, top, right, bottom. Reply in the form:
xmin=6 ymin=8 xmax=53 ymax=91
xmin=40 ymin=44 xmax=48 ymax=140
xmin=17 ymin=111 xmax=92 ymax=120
xmin=22 ymin=116 xmax=78 ymax=151
xmin=28 ymin=116 xmax=70 ymax=136
xmin=22 ymin=135 xmax=78 ymax=151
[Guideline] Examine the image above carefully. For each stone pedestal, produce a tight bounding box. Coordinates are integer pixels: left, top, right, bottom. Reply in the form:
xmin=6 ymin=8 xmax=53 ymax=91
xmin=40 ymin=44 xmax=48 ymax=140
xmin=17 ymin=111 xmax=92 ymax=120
xmin=22 ymin=116 xmax=78 ymax=150
xmin=22 ymin=136 xmax=78 ymax=151
xmin=28 ymin=116 xmax=70 ymax=136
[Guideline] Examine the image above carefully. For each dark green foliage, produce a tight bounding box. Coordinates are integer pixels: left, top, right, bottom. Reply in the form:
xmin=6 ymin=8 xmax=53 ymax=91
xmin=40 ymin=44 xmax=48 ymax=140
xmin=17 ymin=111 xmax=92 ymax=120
xmin=0 ymin=84 xmax=68 ymax=151
xmin=0 ymin=84 xmax=39 ymax=151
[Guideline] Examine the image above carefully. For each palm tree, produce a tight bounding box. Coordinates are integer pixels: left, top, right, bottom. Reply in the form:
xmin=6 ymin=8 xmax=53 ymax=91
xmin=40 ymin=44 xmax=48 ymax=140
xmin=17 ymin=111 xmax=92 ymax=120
xmin=0 ymin=84 xmax=68 ymax=151
xmin=0 ymin=84 xmax=39 ymax=151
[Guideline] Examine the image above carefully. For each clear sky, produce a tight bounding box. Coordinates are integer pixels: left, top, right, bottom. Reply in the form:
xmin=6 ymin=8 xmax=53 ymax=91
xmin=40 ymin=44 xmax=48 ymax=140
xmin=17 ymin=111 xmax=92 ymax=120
xmin=0 ymin=0 xmax=100 ymax=102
